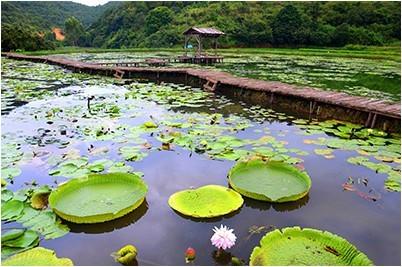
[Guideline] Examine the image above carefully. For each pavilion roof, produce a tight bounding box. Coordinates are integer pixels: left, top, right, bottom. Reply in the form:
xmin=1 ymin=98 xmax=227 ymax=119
xmin=183 ymin=27 xmax=224 ymax=37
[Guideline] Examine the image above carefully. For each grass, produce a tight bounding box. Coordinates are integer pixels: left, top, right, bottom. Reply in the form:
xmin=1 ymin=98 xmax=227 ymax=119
xmin=20 ymin=45 xmax=401 ymax=62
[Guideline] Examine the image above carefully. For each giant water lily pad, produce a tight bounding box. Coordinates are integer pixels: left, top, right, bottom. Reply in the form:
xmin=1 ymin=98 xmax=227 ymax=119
xmin=228 ymin=159 xmax=311 ymax=202
xmin=168 ymin=185 xmax=243 ymax=218
xmin=49 ymin=173 xmax=148 ymax=223
xmin=250 ymin=227 xmax=373 ymax=266
xmin=2 ymin=247 xmax=73 ymax=266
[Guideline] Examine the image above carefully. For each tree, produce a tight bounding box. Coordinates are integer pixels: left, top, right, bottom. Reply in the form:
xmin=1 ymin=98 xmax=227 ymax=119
xmin=271 ymin=5 xmax=303 ymax=46
xmin=64 ymin=16 xmax=86 ymax=46
xmin=145 ymin=6 xmax=174 ymax=35
xmin=1 ymin=23 xmax=55 ymax=51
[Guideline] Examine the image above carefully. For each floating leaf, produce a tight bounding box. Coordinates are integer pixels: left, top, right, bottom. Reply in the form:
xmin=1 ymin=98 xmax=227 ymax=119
xmin=1 ymin=167 xmax=22 ymax=180
xmin=385 ymin=171 xmax=401 ymax=192
xmin=143 ymin=121 xmax=157 ymax=128
xmin=2 ymin=189 xmax=14 ymax=202
xmin=119 ymin=146 xmax=148 ymax=161
xmin=49 ymin=157 xmax=90 ymax=178
xmin=347 ymin=156 xmax=369 ymax=165
xmin=1 ymin=229 xmax=25 ymax=242
xmin=2 ymin=230 xmax=39 ymax=248
xmin=2 ymin=247 xmax=74 ymax=266
xmin=88 ymin=146 xmax=109 ymax=155
xmin=108 ymin=162 xmax=133 ymax=173
xmin=228 ymin=159 xmax=311 ymax=202
xmin=250 ymin=227 xmax=373 ymax=266
xmin=49 ymin=173 xmax=148 ymax=223
xmin=16 ymin=205 xmax=70 ymax=239
xmin=168 ymin=185 xmax=243 ymax=218
xmin=2 ymin=199 xmax=24 ymax=220
xmin=314 ymin=149 xmax=333 ymax=156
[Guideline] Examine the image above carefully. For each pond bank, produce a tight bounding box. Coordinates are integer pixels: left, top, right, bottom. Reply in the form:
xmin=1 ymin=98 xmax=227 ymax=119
xmin=2 ymin=52 xmax=400 ymax=132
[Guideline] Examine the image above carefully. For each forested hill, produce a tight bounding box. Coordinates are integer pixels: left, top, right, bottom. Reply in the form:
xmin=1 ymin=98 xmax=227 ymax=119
xmin=1 ymin=1 xmax=120 ymax=28
xmin=90 ymin=1 xmax=400 ymax=48
xmin=1 ymin=1 xmax=401 ymax=51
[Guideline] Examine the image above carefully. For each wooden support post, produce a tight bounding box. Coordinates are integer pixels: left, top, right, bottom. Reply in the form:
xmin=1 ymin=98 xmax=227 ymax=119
xmin=370 ymin=113 xmax=378 ymax=129
xmin=365 ymin=112 xmax=373 ymax=127
xmin=309 ymin=101 xmax=316 ymax=115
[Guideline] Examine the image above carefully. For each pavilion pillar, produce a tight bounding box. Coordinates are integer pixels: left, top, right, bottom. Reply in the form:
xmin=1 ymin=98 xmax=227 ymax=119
xmin=198 ymin=35 xmax=202 ymax=56
xmin=184 ymin=36 xmax=188 ymax=56
xmin=214 ymin=37 xmax=218 ymax=56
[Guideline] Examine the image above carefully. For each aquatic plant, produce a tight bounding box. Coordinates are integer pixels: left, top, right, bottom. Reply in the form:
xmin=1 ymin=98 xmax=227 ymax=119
xmin=211 ymin=225 xmax=236 ymax=250
xmin=168 ymin=185 xmax=243 ymax=218
xmin=111 ymin=245 xmax=138 ymax=265
xmin=2 ymin=247 xmax=74 ymax=266
xmin=185 ymin=247 xmax=196 ymax=263
xmin=49 ymin=173 xmax=148 ymax=223
xmin=228 ymin=158 xmax=311 ymax=202
xmin=250 ymin=226 xmax=373 ymax=266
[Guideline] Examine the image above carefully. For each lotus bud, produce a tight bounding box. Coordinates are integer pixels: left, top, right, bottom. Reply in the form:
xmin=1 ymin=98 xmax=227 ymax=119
xmin=185 ymin=247 xmax=196 ymax=263
xmin=231 ymin=256 xmax=243 ymax=265
xmin=111 ymin=245 xmax=137 ymax=265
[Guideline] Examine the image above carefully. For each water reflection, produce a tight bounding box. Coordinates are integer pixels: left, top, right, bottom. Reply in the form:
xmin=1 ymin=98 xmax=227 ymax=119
xmin=243 ymin=194 xmax=309 ymax=212
xmin=172 ymin=206 xmax=242 ymax=223
xmin=66 ymin=201 xmax=148 ymax=234
xmin=211 ymin=249 xmax=232 ymax=265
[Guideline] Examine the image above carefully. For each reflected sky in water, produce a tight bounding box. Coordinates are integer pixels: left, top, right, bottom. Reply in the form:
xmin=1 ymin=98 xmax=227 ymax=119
xmin=1 ymin=81 xmax=400 ymax=265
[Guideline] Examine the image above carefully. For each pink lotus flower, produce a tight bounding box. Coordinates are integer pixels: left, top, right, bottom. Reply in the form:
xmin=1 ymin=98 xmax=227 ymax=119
xmin=211 ymin=225 xmax=236 ymax=250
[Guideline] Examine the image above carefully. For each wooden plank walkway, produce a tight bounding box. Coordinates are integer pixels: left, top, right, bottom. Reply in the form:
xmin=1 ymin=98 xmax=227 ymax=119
xmin=2 ymin=52 xmax=400 ymax=123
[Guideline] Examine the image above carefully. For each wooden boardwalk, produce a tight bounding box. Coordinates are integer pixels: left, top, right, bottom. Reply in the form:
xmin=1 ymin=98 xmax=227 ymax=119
xmin=2 ymin=52 xmax=400 ymax=130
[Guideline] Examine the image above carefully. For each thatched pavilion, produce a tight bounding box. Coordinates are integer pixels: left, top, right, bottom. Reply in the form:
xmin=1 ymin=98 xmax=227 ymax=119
xmin=177 ymin=27 xmax=224 ymax=64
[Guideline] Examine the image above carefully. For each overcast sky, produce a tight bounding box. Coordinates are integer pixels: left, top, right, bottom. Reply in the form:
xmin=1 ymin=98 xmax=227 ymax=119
xmin=72 ymin=0 xmax=109 ymax=6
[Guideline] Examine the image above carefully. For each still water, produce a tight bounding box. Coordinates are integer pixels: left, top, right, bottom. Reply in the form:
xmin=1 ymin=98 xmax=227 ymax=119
xmin=1 ymin=58 xmax=400 ymax=265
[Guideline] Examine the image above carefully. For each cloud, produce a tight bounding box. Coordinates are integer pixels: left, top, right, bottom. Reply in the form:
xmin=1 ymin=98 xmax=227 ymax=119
xmin=71 ymin=0 xmax=109 ymax=6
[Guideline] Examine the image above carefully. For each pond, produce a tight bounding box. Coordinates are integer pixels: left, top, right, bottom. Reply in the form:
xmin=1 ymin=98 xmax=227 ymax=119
xmin=1 ymin=58 xmax=401 ymax=265
xmin=61 ymin=50 xmax=401 ymax=102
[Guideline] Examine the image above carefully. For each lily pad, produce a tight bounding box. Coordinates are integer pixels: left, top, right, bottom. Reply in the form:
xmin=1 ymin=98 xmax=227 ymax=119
xmin=250 ymin=226 xmax=373 ymax=266
xmin=2 ymin=229 xmax=39 ymax=248
xmin=49 ymin=173 xmax=148 ymax=223
xmin=1 ymin=229 xmax=25 ymax=243
xmin=228 ymin=158 xmax=311 ymax=202
xmin=314 ymin=149 xmax=333 ymax=156
xmin=2 ymin=199 xmax=24 ymax=220
xmin=168 ymin=185 xmax=243 ymax=218
xmin=1 ymin=167 xmax=22 ymax=180
xmin=2 ymin=247 xmax=73 ymax=266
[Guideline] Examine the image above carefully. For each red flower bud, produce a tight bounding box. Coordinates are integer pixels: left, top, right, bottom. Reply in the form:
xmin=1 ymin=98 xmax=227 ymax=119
xmin=185 ymin=247 xmax=196 ymax=262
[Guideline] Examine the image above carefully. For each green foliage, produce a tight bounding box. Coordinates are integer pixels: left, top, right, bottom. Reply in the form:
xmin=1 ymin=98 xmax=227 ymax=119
xmin=2 ymin=1 xmax=400 ymax=49
xmin=87 ymin=1 xmax=400 ymax=48
xmin=145 ymin=6 xmax=174 ymax=35
xmin=64 ymin=16 xmax=88 ymax=46
xmin=1 ymin=23 xmax=55 ymax=51
xmin=1 ymin=1 xmax=118 ymax=29
xmin=272 ymin=5 xmax=304 ymax=45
